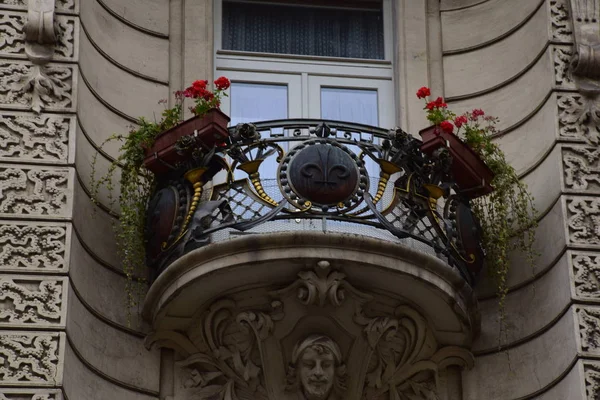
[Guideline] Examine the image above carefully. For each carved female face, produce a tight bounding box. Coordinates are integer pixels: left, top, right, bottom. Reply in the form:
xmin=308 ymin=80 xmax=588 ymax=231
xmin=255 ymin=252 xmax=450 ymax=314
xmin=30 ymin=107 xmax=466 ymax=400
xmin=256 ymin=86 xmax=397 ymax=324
xmin=299 ymin=345 xmax=336 ymax=400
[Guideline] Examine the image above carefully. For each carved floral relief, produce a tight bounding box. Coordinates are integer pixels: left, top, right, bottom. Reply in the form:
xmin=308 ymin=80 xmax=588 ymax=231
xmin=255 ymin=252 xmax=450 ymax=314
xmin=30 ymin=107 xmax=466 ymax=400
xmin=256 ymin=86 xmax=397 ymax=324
xmin=584 ymin=361 xmax=600 ymax=399
xmin=562 ymin=145 xmax=600 ymax=193
xmin=0 ymin=112 xmax=72 ymax=163
xmin=0 ymin=62 xmax=75 ymax=113
xmin=572 ymin=251 xmax=600 ymax=299
xmin=148 ymin=262 xmax=473 ymax=400
xmin=0 ymin=0 xmax=76 ymax=13
xmin=0 ymin=165 xmax=71 ymax=217
xmin=566 ymin=196 xmax=600 ymax=246
xmin=550 ymin=0 xmax=575 ymax=42
xmin=0 ymin=331 xmax=63 ymax=385
xmin=557 ymin=94 xmax=600 ymax=144
xmin=0 ymin=222 xmax=68 ymax=271
xmin=0 ymin=389 xmax=62 ymax=400
xmin=0 ymin=11 xmax=76 ymax=61
xmin=0 ymin=276 xmax=67 ymax=327
xmin=577 ymin=306 xmax=600 ymax=354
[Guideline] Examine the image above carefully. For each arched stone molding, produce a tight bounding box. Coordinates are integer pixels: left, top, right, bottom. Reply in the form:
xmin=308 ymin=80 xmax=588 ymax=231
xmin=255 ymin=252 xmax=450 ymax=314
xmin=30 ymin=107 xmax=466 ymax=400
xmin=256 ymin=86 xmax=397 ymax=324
xmin=143 ymin=233 xmax=478 ymax=400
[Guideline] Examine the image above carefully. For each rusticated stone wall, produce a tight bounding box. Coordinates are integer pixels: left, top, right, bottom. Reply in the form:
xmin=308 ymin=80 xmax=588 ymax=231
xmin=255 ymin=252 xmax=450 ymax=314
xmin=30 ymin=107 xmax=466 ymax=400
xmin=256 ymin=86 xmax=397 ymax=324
xmin=441 ymin=0 xmax=600 ymax=398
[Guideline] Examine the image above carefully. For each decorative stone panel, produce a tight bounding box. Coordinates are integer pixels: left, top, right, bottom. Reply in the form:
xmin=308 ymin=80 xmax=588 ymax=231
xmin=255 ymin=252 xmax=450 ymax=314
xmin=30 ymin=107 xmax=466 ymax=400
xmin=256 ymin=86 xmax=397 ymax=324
xmin=577 ymin=306 xmax=600 ymax=354
xmin=0 ymin=222 xmax=70 ymax=272
xmin=557 ymin=94 xmax=600 ymax=145
xmin=0 ymin=389 xmax=62 ymax=400
xmin=0 ymin=331 xmax=64 ymax=386
xmin=0 ymin=112 xmax=73 ymax=164
xmin=0 ymin=11 xmax=77 ymax=61
xmin=550 ymin=0 xmax=574 ymax=43
xmin=0 ymin=0 xmax=78 ymax=14
xmin=584 ymin=361 xmax=600 ymax=399
xmin=554 ymin=46 xmax=576 ymax=88
xmin=562 ymin=145 xmax=600 ymax=193
xmin=0 ymin=165 xmax=72 ymax=218
xmin=0 ymin=276 xmax=67 ymax=328
xmin=565 ymin=196 xmax=600 ymax=247
xmin=571 ymin=251 xmax=600 ymax=300
xmin=0 ymin=61 xmax=76 ymax=113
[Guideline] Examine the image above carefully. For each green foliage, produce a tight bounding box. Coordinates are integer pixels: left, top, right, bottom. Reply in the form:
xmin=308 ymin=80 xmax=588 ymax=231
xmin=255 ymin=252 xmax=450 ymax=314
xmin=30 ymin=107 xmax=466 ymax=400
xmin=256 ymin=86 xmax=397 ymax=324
xmin=89 ymin=99 xmax=184 ymax=322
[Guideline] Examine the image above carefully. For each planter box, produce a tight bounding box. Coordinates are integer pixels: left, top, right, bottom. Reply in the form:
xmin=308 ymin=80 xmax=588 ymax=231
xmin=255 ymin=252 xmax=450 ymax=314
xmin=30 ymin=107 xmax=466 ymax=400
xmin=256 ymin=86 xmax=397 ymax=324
xmin=143 ymin=109 xmax=230 ymax=174
xmin=419 ymin=125 xmax=494 ymax=198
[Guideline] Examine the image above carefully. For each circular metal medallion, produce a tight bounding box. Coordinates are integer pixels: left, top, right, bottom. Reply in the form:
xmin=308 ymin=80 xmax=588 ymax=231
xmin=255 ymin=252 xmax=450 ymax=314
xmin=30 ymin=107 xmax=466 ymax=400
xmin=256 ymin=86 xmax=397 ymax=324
xmin=279 ymin=139 xmax=367 ymax=211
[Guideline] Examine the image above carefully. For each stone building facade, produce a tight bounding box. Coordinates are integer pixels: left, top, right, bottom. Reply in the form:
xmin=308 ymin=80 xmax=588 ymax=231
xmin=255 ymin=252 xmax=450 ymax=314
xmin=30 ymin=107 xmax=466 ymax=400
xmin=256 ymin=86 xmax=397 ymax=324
xmin=0 ymin=0 xmax=599 ymax=399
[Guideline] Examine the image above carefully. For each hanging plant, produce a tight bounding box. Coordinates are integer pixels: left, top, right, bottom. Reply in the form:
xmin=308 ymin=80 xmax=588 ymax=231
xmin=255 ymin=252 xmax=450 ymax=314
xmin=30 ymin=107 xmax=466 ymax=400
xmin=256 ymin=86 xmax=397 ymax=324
xmin=89 ymin=78 xmax=231 ymax=320
xmin=416 ymin=86 xmax=538 ymax=326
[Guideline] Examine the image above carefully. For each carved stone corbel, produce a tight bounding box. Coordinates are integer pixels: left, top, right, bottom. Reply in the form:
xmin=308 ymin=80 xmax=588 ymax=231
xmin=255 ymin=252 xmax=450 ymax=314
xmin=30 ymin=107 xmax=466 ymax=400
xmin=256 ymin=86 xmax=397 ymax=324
xmin=24 ymin=0 xmax=57 ymax=64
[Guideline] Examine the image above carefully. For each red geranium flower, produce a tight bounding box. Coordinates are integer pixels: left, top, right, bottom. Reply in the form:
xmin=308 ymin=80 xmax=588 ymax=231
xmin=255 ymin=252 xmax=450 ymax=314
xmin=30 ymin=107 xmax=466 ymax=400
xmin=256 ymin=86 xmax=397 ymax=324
xmin=472 ymin=109 xmax=485 ymax=118
xmin=214 ymin=76 xmax=231 ymax=91
xmin=454 ymin=115 xmax=468 ymax=128
xmin=440 ymin=120 xmax=454 ymax=134
xmin=434 ymin=97 xmax=447 ymax=108
xmin=192 ymin=80 xmax=208 ymax=91
xmin=416 ymin=86 xmax=431 ymax=99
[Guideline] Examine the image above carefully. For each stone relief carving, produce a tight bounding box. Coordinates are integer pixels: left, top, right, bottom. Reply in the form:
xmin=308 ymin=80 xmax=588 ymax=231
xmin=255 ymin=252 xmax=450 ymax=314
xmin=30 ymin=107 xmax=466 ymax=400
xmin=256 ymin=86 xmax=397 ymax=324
xmin=554 ymin=46 xmax=576 ymax=87
xmin=174 ymin=299 xmax=274 ymax=400
xmin=0 ymin=331 xmax=62 ymax=384
xmin=0 ymin=62 xmax=74 ymax=113
xmin=557 ymin=94 xmax=600 ymax=144
xmin=550 ymin=0 xmax=575 ymax=42
xmin=0 ymin=390 xmax=61 ymax=400
xmin=0 ymin=112 xmax=71 ymax=162
xmin=0 ymin=166 xmax=70 ymax=216
xmin=0 ymin=277 xmax=65 ymax=326
xmin=584 ymin=361 xmax=600 ymax=399
xmin=0 ymin=12 xmax=76 ymax=61
xmin=0 ymin=0 xmax=76 ymax=12
xmin=285 ymin=335 xmax=347 ymax=400
xmin=577 ymin=307 xmax=600 ymax=354
xmin=0 ymin=223 xmax=67 ymax=271
xmin=572 ymin=252 xmax=600 ymax=298
xmin=566 ymin=196 xmax=600 ymax=246
xmin=23 ymin=0 xmax=56 ymax=63
xmin=563 ymin=145 xmax=600 ymax=192
xmin=148 ymin=261 xmax=473 ymax=400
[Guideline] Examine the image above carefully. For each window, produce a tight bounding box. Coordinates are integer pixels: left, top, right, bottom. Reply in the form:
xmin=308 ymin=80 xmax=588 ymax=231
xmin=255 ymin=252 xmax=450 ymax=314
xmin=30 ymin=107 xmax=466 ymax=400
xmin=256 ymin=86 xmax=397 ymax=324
xmin=215 ymin=0 xmax=394 ymax=181
xmin=222 ymin=0 xmax=385 ymax=59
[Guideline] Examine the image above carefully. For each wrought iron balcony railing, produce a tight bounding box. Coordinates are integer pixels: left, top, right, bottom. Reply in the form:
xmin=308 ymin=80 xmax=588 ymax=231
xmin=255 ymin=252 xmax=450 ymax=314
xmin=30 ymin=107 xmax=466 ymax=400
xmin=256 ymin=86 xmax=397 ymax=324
xmin=145 ymin=119 xmax=485 ymax=286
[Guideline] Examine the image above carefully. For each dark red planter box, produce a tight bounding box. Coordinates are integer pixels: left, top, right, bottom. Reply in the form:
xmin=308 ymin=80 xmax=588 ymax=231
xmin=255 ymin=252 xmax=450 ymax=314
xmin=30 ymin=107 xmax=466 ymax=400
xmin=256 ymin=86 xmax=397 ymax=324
xmin=419 ymin=125 xmax=494 ymax=198
xmin=143 ymin=109 xmax=230 ymax=174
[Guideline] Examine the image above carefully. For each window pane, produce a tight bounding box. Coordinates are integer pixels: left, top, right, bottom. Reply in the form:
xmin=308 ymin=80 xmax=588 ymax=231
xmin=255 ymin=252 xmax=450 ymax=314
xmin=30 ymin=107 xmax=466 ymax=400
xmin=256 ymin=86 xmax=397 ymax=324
xmin=230 ymin=82 xmax=288 ymax=185
xmin=321 ymin=87 xmax=378 ymax=126
xmin=222 ymin=1 xmax=384 ymax=60
xmin=230 ymin=82 xmax=288 ymax=124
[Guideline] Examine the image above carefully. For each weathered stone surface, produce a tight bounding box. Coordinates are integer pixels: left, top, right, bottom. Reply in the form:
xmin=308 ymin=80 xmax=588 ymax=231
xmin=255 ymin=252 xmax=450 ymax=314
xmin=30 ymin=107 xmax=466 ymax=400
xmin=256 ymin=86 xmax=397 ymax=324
xmin=0 ymin=222 xmax=69 ymax=272
xmin=0 ymin=331 xmax=64 ymax=386
xmin=0 ymin=165 xmax=72 ymax=218
xmin=565 ymin=196 xmax=600 ymax=247
xmin=0 ymin=112 xmax=73 ymax=163
xmin=0 ymin=61 xmax=76 ymax=113
xmin=0 ymin=276 xmax=67 ymax=328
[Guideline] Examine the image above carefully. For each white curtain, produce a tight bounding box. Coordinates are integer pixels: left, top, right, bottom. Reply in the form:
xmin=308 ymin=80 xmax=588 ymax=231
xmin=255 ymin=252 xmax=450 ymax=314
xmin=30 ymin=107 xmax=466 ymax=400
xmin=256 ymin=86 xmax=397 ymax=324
xmin=222 ymin=1 xmax=384 ymax=60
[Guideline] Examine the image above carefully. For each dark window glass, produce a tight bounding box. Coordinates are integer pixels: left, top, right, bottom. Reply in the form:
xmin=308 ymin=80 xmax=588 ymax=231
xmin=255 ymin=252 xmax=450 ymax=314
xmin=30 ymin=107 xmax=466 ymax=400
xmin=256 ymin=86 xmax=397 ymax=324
xmin=222 ymin=1 xmax=385 ymax=60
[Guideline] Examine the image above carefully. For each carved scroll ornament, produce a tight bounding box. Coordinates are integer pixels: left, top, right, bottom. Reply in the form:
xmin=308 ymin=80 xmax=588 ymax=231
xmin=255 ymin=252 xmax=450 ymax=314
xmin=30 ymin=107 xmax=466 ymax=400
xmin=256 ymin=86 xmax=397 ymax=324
xmin=146 ymin=261 xmax=474 ymax=400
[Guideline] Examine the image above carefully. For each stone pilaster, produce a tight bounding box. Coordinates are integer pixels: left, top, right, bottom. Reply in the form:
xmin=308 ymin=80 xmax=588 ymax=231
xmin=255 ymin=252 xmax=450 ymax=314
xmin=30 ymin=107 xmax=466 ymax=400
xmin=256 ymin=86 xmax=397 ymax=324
xmin=0 ymin=1 xmax=78 ymax=398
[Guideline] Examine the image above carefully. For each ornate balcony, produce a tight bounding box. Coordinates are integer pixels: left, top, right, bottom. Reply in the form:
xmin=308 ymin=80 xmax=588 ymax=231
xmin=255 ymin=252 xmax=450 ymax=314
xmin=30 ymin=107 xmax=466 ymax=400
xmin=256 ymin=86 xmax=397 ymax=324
xmin=144 ymin=119 xmax=485 ymax=286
